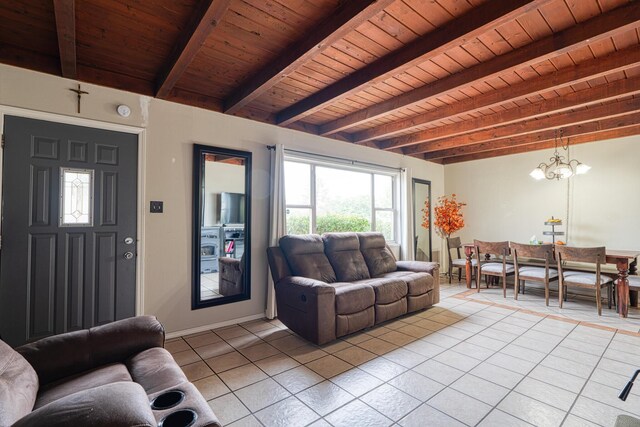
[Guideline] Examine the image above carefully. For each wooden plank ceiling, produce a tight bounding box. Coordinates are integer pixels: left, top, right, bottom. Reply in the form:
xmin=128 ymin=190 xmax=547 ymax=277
xmin=1 ymin=0 xmax=639 ymax=164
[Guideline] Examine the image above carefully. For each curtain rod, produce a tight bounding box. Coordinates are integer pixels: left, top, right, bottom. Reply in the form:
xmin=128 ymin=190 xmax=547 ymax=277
xmin=266 ymin=145 xmax=405 ymax=173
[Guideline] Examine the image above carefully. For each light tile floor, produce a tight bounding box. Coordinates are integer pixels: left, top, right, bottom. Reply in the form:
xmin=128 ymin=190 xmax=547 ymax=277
xmin=167 ymin=280 xmax=640 ymax=426
xmin=202 ymin=272 xmax=221 ymax=299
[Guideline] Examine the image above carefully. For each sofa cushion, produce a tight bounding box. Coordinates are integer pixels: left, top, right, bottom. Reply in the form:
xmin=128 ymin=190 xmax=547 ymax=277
xmin=358 ymin=277 xmax=407 ymax=304
xmin=358 ymin=232 xmax=397 ymax=276
xmin=34 ymin=363 xmax=132 ymax=409
xmin=331 ymin=282 xmax=375 ymax=315
xmin=126 ymin=347 xmax=188 ymax=394
xmin=0 ymin=340 xmax=38 ymax=426
xmin=323 ymin=233 xmax=370 ymax=282
xmin=280 ymin=235 xmax=337 ymax=283
xmin=379 ymin=271 xmax=434 ymax=296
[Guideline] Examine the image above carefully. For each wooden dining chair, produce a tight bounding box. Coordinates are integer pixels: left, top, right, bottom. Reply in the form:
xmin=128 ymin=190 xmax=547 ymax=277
xmin=510 ymin=242 xmax=557 ymax=306
xmin=447 ymin=236 xmax=477 ymax=285
xmin=474 ymin=240 xmax=514 ymax=297
xmin=555 ymin=246 xmax=614 ymax=316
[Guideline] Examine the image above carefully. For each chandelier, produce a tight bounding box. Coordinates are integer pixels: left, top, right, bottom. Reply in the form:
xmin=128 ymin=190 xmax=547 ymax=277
xmin=529 ymin=129 xmax=591 ymax=180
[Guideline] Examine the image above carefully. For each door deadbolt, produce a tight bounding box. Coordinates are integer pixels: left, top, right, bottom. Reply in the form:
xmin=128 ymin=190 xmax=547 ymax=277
xmin=124 ymin=237 xmax=134 ymax=245
xmin=124 ymin=251 xmax=134 ymax=260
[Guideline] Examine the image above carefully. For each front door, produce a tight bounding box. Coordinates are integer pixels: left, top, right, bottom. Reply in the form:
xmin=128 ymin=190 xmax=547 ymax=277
xmin=0 ymin=116 xmax=138 ymax=347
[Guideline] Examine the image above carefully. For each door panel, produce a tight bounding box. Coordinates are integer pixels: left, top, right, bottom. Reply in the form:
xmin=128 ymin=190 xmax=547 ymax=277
xmin=0 ymin=116 xmax=138 ymax=346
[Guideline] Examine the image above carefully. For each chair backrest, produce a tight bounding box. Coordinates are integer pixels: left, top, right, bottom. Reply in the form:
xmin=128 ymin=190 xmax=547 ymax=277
xmin=555 ymin=246 xmax=606 ymax=284
xmin=510 ymin=242 xmax=554 ymax=263
xmin=474 ymin=240 xmax=510 ymax=258
xmin=447 ymin=237 xmax=462 ymax=268
xmin=555 ymin=246 xmax=606 ymax=264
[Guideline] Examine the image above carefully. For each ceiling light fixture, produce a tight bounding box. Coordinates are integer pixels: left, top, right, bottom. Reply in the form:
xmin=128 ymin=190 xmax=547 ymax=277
xmin=530 ymin=129 xmax=591 ymax=180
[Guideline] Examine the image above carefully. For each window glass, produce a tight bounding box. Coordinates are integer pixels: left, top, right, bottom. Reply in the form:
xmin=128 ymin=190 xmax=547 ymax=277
xmin=286 ymin=208 xmax=312 ymax=235
xmin=316 ymin=167 xmax=371 ymax=233
xmin=374 ymin=174 xmax=393 ymax=208
xmin=375 ymin=210 xmax=394 ymax=241
xmin=283 ymin=158 xmax=399 ymax=242
xmin=284 ymin=161 xmax=311 ymax=205
xmin=60 ymin=168 xmax=93 ymax=226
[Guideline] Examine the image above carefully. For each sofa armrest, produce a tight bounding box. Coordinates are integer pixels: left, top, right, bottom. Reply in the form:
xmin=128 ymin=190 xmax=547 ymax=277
xmin=275 ymin=277 xmax=337 ymax=345
xmin=12 ymin=382 xmax=156 ymax=427
xmin=396 ymin=261 xmax=439 ymax=275
xmin=17 ymin=316 xmax=164 ymax=386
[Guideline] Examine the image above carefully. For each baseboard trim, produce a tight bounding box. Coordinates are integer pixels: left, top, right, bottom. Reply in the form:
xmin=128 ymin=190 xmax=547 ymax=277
xmin=165 ymin=313 xmax=266 ymax=339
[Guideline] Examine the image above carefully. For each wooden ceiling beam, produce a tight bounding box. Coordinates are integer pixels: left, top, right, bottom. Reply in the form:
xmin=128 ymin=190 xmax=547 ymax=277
xmin=405 ymin=97 xmax=640 ymax=156
xmin=429 ymin=112 xmax=640 ymax=160
xmin=275 ymin=0 xmax=548 ymax=126
xmin=53 ymin=0 xmax=76 ymax=79
xmin=379 ymin=75 xmax=640 ymax=151
xmin=223 ymin=0 xmax=395 ymax=115
xmin=156 ymin=0 xmax=232 ymax=98
xmin=440 ymin=122 xmax=640 ymax=164
xmin=363 ymin=45 xmax=640 ymax=144
xmin=318 ymin=1 xmax=640 ymax=136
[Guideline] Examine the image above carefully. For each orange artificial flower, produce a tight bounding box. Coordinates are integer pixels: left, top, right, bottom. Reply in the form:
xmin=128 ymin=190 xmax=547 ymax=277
xmin=425 ymin=194 xmax=466 ymax=238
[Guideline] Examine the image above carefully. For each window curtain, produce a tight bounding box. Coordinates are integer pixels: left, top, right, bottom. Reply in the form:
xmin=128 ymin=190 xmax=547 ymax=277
xmin=400 ymin=168 xmax=415 ymax=261
xmin=266 ymin=144 xmax=286 ymax=319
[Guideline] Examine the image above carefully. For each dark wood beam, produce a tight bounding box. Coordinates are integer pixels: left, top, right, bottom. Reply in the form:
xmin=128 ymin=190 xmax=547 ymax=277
xmin=156 ymin=0 xmax=232 ymax=98
xmin=318 ymin=1 xmax=640 ymax=136
xmin=275 ymin=0 xmax=548 ymax=126
xmin=361 ymin=45 xmax=640 ymax=144
xmin=53 ymin=0 xmax=76 ymax=79
xmin=405 ymin=97 xmax=640 ymax=156
xmin=223 ymin=0 xmax=395 ymax=115
xmin=441 ymin=122 xmax=640 ymax=164
xmin=379 ymin=75 xmax=640 ymax=151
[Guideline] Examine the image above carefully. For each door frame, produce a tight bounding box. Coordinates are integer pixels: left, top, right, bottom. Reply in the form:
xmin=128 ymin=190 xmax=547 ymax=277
xmin=0 ymin=106 xmax=147 ymax=316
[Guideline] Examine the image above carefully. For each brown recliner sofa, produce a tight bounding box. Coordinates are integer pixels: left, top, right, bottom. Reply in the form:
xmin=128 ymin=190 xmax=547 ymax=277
xmin=267 ymin=232 xmax=440 ymax=345
xmin=0 ymin=316 xmax=220 ymax=427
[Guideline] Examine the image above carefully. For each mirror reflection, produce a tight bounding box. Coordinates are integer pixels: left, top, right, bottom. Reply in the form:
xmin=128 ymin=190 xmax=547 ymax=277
xmin=193 ymin=146 xmax=251 ymax=309
xmin=413 ymin=179 xmax=432 ymax=262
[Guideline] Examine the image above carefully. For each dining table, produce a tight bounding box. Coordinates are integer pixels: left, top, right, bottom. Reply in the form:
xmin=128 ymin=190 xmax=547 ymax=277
xmin=462 ymin=243 xmax=640 ymax=318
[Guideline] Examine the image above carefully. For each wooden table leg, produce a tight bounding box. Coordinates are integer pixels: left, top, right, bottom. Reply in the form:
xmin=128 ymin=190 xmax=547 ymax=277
xmin=616 ymin=259 xmax=630 ymax=318
xmin=464 ymin=246 xmax=473 ymax=289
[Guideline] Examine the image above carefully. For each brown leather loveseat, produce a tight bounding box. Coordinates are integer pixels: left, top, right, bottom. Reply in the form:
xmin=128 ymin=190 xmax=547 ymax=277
xmin=0 ymin=316 xmax=220 ymax=427
xmin=267 ymin=232 xmax=440 ymax=345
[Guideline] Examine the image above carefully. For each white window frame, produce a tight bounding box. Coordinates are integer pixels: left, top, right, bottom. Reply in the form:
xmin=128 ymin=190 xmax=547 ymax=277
xmin=284 ymin=154 xmax=401 ymax=243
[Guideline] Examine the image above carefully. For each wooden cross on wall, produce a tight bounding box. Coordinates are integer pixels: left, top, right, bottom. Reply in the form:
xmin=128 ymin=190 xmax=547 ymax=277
xmin=69 ymin=83 xmax=89 ymax=113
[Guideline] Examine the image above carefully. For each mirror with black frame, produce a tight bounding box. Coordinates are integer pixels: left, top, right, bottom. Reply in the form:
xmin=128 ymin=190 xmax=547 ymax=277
xmin=412 ymin=178 xmax=432 ymax=262
xmin=192 ymin=144 xmax=251 ymax=309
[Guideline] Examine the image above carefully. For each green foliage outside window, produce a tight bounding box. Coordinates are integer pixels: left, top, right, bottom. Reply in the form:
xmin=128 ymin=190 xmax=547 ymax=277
xmin=286 ymin=213 xmax=370 ymax=235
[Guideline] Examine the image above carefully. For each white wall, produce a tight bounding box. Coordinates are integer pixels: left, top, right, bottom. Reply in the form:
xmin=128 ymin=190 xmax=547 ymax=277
xmin=0 ymin=64 xmax=445 ymax=334
xmin=444 ymin=136 xmax=640 ymax=252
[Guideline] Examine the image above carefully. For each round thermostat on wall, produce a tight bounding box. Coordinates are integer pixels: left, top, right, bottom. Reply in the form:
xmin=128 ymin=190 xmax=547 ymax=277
xmin=116 ymin=104 xmax=131 ymax=117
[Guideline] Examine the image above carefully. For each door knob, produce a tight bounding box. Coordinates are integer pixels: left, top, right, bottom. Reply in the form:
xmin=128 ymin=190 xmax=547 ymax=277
xmin=124 ymin=251 xmax=134 ymax=260
xmin=124 ymin=237 xmax=134 ymax=245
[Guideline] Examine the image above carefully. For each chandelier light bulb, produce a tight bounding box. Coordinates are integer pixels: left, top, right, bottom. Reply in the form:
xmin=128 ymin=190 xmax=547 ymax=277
xmin=529 ymin=167 xmax=545 ymax=180
xmin=576 ymin=163 xmax=591 ymax=175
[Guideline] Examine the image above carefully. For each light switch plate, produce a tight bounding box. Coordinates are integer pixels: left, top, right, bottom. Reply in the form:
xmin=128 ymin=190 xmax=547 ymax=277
xmin=150 ymin=201 xmax=163 ymax=213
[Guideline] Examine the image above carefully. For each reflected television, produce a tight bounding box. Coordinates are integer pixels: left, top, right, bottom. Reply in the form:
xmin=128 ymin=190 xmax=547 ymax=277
xmin=220 ymin=192 xmax=245 ymax=224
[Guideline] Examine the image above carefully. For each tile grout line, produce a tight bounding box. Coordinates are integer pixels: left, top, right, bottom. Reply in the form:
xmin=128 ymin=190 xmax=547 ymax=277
xmin=559 ymin=329 xmax=618 ymax=427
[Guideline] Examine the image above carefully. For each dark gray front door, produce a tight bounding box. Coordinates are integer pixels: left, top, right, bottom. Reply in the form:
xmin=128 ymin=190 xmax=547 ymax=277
xmin=0 ymin=116 xmax=138 ymax=347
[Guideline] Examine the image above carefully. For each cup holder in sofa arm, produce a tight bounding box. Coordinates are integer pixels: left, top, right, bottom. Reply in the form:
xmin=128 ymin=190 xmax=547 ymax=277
xmin=158 ymin=409 xmax=198 ymax=427
xmin=151 ymin=390 xmax=186 ymax=410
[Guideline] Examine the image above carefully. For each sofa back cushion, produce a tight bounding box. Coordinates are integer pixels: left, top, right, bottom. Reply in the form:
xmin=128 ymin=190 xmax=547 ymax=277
xmin=358 ymin=232 xmax=397 ymax=276
xmin=279 ymin=234 xmax=337 ymax=283
xmin=323 ymin=233 xmax=370 ymax=282
xmin=0 ymin=339 xmax=38 ymax=425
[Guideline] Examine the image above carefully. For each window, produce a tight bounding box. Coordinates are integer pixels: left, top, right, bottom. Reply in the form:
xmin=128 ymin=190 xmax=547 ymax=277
xmin=284 ymin=158 xmax=399 ymax=242
xmin=60 ymin=168 xmax=94 ymax=226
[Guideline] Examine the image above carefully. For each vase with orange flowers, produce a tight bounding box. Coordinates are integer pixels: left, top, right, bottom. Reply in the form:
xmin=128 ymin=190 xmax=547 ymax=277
xmin=422 ymin=194 xmax=466 ymax=238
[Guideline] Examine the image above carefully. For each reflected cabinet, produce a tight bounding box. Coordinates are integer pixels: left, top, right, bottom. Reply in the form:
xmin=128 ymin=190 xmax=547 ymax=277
xmin=192 ymin=144 xmax=251 ymax=309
